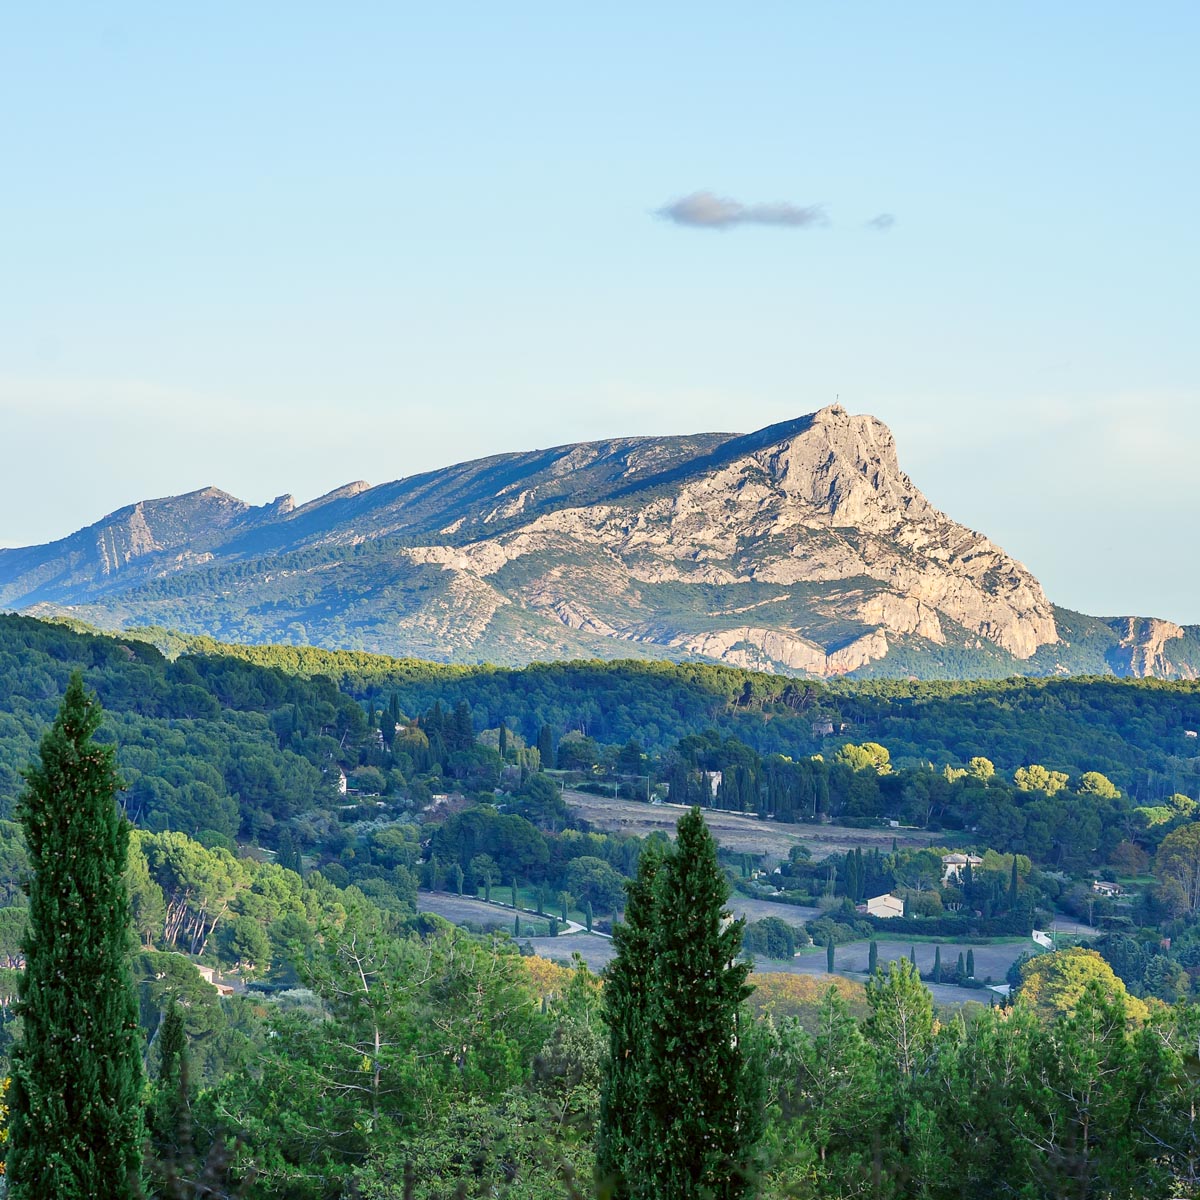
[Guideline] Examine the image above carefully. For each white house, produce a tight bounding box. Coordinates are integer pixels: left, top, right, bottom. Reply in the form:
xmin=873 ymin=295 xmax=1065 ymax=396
xmin=193 ymin=962 xmax=234 ymax=997
xmin=1092 ymin=880 xmax=1122 ymax=897
xmin=859 ymin=893 xmax=904 ymax=919
xmin=941 ymin=853 xmax=983 ymax=884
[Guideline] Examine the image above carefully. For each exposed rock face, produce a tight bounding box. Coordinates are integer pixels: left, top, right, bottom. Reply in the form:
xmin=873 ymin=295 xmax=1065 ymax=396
xmin=480 ymin=405 xmax=1058 ymax=663
xmin=0 ymin=405 xmax=1099 ymax=676
xmin=1107 ymin=617 xmax=1197 ymax=679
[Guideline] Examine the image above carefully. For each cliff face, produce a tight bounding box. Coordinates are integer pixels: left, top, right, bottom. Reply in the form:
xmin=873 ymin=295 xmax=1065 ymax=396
xmin=474 ymin=404 xmax=1059 ymax=665
xmin=0 ymin=404 xmax=1187 ymax=678
xmin=1106 ymin=617 xmax=1199 ymax=680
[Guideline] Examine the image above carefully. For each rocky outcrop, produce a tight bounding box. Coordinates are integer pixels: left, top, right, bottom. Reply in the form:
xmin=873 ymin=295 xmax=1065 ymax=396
xmin=1107 ymin=617 xmax=1195 ymax=679
xmin=668 ymin=626 xmax=889 ymax=675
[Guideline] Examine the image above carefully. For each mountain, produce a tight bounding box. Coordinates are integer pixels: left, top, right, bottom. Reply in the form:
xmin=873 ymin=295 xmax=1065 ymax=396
xmin=3 ymin=404 xmax=1198 ymax=678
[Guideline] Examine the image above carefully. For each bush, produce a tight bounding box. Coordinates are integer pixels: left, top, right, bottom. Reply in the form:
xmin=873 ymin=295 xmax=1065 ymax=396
xmin=743 ymin=917 xmax=799 ymax=959
xmin=805 ymin=915 xmax=872 ymax=946
xmin=862 ymin=910 xmax=1032 ymax=938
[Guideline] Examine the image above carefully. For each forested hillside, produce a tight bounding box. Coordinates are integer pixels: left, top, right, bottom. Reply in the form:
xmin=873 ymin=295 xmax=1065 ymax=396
xmin=7 ymin=615 xmax=1200 ymax=1194
xmin=135 ymin=629 xmax=1200 ymax=796
xmin=4 ymin=615 xmax=1200 ymax=852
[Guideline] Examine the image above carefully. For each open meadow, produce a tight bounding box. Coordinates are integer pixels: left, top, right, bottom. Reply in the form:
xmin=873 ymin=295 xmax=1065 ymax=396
xmin=564 ymin=790 xmax=939 ymax=863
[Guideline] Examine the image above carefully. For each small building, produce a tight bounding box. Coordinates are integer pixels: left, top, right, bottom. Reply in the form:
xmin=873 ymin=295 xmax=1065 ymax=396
xmin=941 ymin=853 xmax=983 ymax=884
xmin=337 ymin=770 xmax=348 ymax=797
xmin=1092 ymin=880 xmax=1122 ymax=897
xmin=858 ymin=893 xmax=904 ymax=919
xmin=193 ymin=962 xmax=235 ymax=997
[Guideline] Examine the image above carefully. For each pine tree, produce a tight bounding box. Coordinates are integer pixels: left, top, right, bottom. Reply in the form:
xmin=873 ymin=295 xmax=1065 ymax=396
xmin=1009 ymin=857 xmax=1020 ymax=910
xmin=498 ymin=723 xmax=508 ymax=760
xmin=869 ymin=940 xmax=879 ymax=975
xmin=8 ymin=673 xmax=145 ymax=1198
xmin=957 ymin=951 xmax=966 ymax=980
xmin=584 ymin=900 xmax=594 ymax=933
xmin=864 ymin=957 xmax=934 ymax=1160
xmin=635 ymin=808 xmax=760 ymax=1199
xmin=933 ymin=945 xmax=943 ymax=983
xmin=966 ymin=948 xmax=975 ymax=979
xmin=827 ymin=935 xmax=836 ymax=974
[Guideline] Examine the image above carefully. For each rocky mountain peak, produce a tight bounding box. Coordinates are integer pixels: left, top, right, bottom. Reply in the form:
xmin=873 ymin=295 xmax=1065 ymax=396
xmin=749 ymin=406 xmax=928 ymax=525
xmin=5 ymin=406 xmax=1193 ymax=679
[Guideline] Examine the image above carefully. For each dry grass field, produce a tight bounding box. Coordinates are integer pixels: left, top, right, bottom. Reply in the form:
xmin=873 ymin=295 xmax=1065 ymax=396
xmin=565 ymin=790 xmax=938 ymax=864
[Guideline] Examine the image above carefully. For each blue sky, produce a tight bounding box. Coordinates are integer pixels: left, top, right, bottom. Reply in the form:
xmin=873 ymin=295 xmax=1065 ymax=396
xmin=2 ymin=4 xmax=1197 ymax=620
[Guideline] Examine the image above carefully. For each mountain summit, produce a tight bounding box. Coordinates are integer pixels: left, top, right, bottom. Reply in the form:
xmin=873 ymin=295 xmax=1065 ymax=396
xmin=2 ymin=406 xmax=1196 ymax=678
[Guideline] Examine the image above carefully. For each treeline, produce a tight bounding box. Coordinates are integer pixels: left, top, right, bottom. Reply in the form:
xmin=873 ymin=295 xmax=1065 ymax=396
xmin=755 ymin=955 xmax=1200 ymax=1199
xmin=5 ymin=614 xmax=1200 ymax=891
xmin=190 ymin=636 xmax=1200 ymax=793
xmin=665 ymin=731 xmax=1138 ymax=871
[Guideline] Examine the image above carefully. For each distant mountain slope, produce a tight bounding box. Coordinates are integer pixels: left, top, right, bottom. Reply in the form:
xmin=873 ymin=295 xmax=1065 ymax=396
xmin=3 ymin=404 xmax=1197 ymax=678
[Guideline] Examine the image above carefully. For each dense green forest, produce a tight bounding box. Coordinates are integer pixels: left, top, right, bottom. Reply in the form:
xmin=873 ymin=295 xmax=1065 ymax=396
xmin=129 ymin=623 xmax=1200 ymax=789
xmin=6 ymin=614 xmax=1200 ymax=1194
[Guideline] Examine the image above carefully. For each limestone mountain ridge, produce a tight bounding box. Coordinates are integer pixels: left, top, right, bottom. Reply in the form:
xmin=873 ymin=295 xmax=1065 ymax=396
xmin=2 ymin=405 xmax=1196 ymax=679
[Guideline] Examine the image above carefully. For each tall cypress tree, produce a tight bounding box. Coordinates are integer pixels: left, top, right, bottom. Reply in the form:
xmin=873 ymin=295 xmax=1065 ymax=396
xmin=597 ymin=840 xmax=665 ymax=1196
xmin=537 ymin=724 xmax=554 ymax=770
xmin=149 ymin=1000 xmax=189 ymax=1155
xmin=635 ymin=808 xmax=760 ymax=1200
xmin=8 ymin=673 xmax=144 ymax=1199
